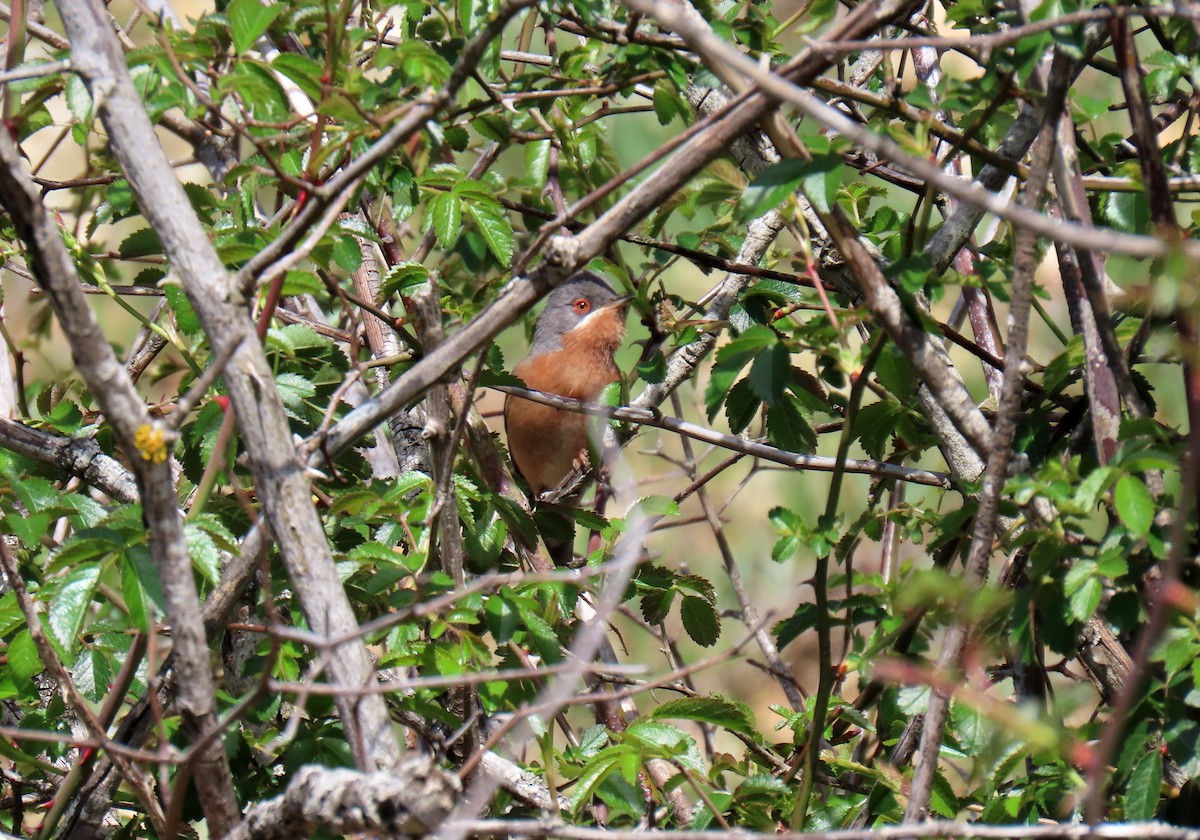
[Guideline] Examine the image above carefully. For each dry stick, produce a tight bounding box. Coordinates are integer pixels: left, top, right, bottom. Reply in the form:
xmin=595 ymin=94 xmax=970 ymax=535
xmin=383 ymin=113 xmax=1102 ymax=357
xmin=1051 ymin=205 xmax=1122 ymax=465
xmin=58 ymin=0 xmax=404 ymax=772
xmin=0 ymin=130 xmax=241 ymax=834
xmin=0 ymin=417 xmax=139 ymax=503
xmin=910 ymin=42 xmax=1004 ymax=405
xmin=443 ymin=815 xmax=1200 ymax=839
xmin=348 ymin=225 xmax=403 ymax=475
xmin=901 ymin=54 xmax=1065 ymax=823
xmin=1050 ymin=101 xmax=1152 ymax=427
xmin=670 ymin=392 xmax=805 ymax=713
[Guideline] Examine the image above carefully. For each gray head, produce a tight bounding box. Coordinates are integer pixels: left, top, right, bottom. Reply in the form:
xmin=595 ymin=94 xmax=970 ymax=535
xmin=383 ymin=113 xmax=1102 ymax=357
xmin=530 ymin=271 xmax=629 ymax=355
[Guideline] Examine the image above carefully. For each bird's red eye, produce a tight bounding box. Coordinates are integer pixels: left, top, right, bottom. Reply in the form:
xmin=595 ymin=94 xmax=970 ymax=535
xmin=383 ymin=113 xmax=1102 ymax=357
xmin=573 ymin=298 xmax=591 ymax=313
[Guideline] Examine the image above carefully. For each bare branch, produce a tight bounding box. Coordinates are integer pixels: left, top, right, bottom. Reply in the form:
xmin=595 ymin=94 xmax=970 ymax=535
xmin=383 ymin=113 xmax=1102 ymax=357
xmin=57 ymin=0 xmax=402 ymax=771
xmin=225 ymin=758 xmax=459 ymax=840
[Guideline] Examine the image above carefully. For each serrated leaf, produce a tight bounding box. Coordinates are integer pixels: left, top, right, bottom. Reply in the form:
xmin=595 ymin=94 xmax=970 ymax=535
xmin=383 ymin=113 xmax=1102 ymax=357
xmin=270 ymin=52 xmax=324 ymax=100
xmin=431 ymin=192 xmax=462 ymax=248
xmin=118 ymin=228 xmax=163 ymax=259
xmin=651 ymin=695 xmax=756 ymax=735
xmin=484 ymin=594 xmax=519 ymax=644
xmin=49 ymin=564 xmax=101 ymax=655
xmin=8 ymin=630 xmax=41 ymax=684
xmin=625 ymin=720 xmax=691 ymax=754
xmin=466 ymin=202 xmax=513 ymax=265
xmin=72 ymin=648 xmax=112 ymax=704
xmin=1074 ymin=466 xmax=1116 ymax=511
xmin=630 ymin=495 xmax=679 ymax=518
xmin=774 ymin=603 xmax=818 ymax=648
xmin=748 ymin=342 xmax=789 ymax=405
xmin=123 ymin=554 xmax=150 ymax=633
xmin=767 ymin=397 xmax=815 ymax=452
xmin=228 ymin=0 xmax=284 ymax=53
xmin=267 ymin=323 xmax=330 ymax=354
xmin=517 ymin=604 xmax=562 ymax=663
xmin=676 ymin=574 xmax=715 ymax=603
xmin=639 ymin=587 xmax=675 ymax=625
xmin=725 ymin=377 xmax=761 ymax=434
xmin=568 ymin=746 xmax=632 ymax=815
xmin=165 ymin=285 xmax=201 ymax=335
xmin=738 ymin=159 xmax=807 ymax=219
xmin=331 ymin=235 xmax=363 ymax=272
xmin=1067 ymin=574 xmax=1102 ymax=624
xmin=1100 ymin=189 xmax=1150 ymax=235
xmin=1126 ymin=749 xmax=1163 ymax=820
xmin=184 ymin=523 xmax=221 ymax=585
xmin=680 ymin=595 xmax=720 ymax=647
xmin=738 ymin=153 xmax=842 ymax=219
xmin=274 ymin=372 xmax=316 ymax=410
xmin=58 ymin=495 xmax=108 ymax=529
xmin=65 ymin=74 xmax=92 ymax=125
xmin=1114 ymin=474 xmax=1154 ymax=538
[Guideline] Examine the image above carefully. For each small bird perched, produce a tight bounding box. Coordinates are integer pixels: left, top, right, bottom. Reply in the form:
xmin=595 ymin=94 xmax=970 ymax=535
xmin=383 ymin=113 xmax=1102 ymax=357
xmin=504 ymin=271 xmax=630 ymax=503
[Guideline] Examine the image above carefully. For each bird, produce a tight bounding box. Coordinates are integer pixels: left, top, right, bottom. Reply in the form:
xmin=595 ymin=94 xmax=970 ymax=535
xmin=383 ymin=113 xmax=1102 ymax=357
xmin=504 ymin=271 xmax=630 ymax=545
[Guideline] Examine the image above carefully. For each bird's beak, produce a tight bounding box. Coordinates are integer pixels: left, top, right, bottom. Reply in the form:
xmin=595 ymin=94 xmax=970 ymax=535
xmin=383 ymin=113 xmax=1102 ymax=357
xmin=604 ymin=295 xmax=633 ymax=311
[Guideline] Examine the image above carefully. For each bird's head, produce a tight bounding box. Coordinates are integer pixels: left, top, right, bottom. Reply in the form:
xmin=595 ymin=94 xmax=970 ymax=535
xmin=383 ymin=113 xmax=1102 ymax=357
xmin=530 ymin=271 xmax=631 ymax=357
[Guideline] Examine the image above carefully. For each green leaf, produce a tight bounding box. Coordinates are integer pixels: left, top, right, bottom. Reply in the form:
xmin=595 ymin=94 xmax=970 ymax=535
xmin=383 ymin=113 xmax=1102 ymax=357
xmin=65 ymin=74 xmax=92 ymax=126
xmin=465 ymin=202 xmax=514 ymax=266
xmin=738 ymin=153 xmax=842 ymax=219
xmin=184 ymin=523 xmax=221 ymax=585
xmin=118 ymin=228 xmax=163 ymax=259
xmin=270 ymin=53 xmax=324 ymax=100
xmin=228 ymin=0 xmax=285 ymax=53
xmin=484 ymin=593 xmax=520 ymax=644
xmin=629 ymin=495 xmax=679 ymax=518
xmin=123 ymin=554 xmax=151 ymax=632
xmin=748 ymin=342 xmax=789 ymax=405
xmin=1100 ymin=188 xmax=1150 ymax=235
xmin=725 ymin=377 xmax=761 ymax=434
xmin=275 ymin=372 xmax=316 ymax=411
xmin=1125 ymin=749 xmax=1163 ymax=820
xmin=930 ymin=770 xmax=959 ymax=818
xmin=331 ymin=235 xmax=363 ymax=272
xmin=639 ymin=586 xmax=675 ymax=625
xmin=705 ymin=326 xmax=777 ymax=420
xmin=165 ymin=285 xmax=201 ymax=335
xmin=49 ymin=564 xmax=101 ymax=655
xmin=625 ymin=720 xmax=692 ymax=756
xmin=767 ymin=396 xmax=815 ymax=452
xmin=1114 ymin=474 xmax=1155 ymax=537
xmin=431 ymin=192 xmax=462 ymax=248
xmin=8 ymin=630 xmax=41 ymax=684
xmin=568 ymin=746 xmax=632 ymax=815
xmin=651 ymin=695 xmax=756 ymax=735
xmin=72 ymin=648 xmax=112 ymax=704
xmin=517 ymin=604 xmax=562 ymax=664
xmin=680 ymin=595 xmax=721 ymax=647
xmin=738 ymin=159 xmax=807 ymax=219
xmin=1064 ymin=561 xmax=1102 ymax=624
xmin=525 ymin=140 xmax=551 ymax=184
